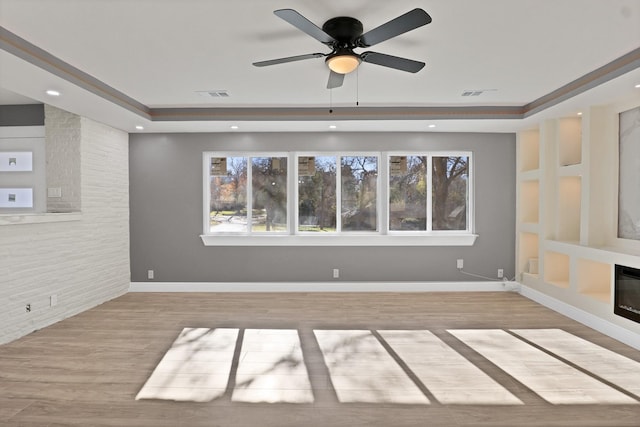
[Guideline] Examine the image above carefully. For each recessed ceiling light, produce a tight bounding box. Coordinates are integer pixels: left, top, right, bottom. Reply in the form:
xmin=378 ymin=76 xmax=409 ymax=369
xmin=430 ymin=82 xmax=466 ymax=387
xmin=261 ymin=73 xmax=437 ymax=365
xmin=230 ymin=125 xmax=239 ymax=130
xmin=329 ymin=125 xmax=337 ymax=129
xmin=428 ymin=124 xmax=436 ymax=128
xmin=577 ymin=112 xmax=583 ymax=116
xmin=635 ymin=84 xmax=640 ymax=88
xmin=46 ymin=90 xmax=60 ymax=96
xmin=135 ymin=125 xmax=144 ymax=130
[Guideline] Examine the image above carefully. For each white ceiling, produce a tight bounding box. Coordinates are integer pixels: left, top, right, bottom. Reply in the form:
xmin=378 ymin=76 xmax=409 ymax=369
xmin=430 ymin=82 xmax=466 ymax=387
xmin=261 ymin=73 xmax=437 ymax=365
xmin=1 ymin=0 xmax=639 ymax=133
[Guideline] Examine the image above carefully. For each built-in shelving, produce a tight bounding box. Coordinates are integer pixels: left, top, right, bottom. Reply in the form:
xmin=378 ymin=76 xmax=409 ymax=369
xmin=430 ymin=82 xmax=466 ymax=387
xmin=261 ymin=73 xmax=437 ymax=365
xmin=557 ymin=116 xmax=582 ymax=167
xmin=518 ymin=232 xmax=539 ymax=279
xmin=520 ymin=180 xmax=540 ymax=224
xmin=544 ymin=251 xmax=570 ymax=288
xmin=556 ymin=176 xmax=581 ymax=242
xmin=515 ymin=100 xmax=640 ymax=338
xmin=576 ymin=258 xmax=611 ymax=303
xmin=519 ymin=129 xmax=540 ymax=172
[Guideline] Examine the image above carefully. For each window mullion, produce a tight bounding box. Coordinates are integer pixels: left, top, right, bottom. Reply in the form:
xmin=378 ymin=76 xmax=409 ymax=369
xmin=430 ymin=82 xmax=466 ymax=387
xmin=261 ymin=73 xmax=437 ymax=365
xmin=426 ymin=154 xmax=433 ymax=232
xmin=336 ymin=155 xmax=342 ymax=233
xmin=290 ymin=153 xmax=297 ymax=235
xmin=246 ymin=156 xmax=253 ymax=234
xmin=379 ymin=152 xmax=388 ymax=235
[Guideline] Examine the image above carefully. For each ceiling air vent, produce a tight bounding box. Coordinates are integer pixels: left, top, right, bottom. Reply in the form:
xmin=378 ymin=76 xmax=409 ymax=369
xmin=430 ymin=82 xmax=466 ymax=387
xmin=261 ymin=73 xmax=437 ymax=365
xmin=461 ymin=89 xmax=497 ymax=97
xmin=196 ymin=90 xmax=230 ymax=98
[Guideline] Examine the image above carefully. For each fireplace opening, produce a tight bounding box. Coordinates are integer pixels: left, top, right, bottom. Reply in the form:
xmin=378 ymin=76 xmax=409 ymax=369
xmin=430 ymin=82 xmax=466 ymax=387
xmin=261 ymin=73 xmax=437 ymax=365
xmin=614 ymin=264 xmax=640 ymax=324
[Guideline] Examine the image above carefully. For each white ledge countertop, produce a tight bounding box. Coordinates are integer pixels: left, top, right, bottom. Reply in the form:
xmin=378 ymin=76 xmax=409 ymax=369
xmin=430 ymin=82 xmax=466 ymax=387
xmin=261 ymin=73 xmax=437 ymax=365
xmin=201 ymin=233 xmax=478 ymax=246
xmin=0 ymin=212 xmax=82 ymax=226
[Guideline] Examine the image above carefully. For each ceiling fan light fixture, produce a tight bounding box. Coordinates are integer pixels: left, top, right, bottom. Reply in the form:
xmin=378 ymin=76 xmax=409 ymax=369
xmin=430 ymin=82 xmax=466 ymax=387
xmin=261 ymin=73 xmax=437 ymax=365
xmin=326 ymin=52 xmax=361 ymax=74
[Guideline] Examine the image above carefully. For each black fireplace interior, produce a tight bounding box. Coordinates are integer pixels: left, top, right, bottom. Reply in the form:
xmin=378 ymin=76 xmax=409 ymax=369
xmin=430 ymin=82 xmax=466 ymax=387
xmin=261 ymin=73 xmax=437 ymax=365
xmin=614 ymin=264 xmax=640 ymax=323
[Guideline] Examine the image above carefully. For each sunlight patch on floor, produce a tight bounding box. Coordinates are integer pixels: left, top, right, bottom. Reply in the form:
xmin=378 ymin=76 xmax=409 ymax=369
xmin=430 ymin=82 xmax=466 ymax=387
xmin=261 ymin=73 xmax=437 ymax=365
xmin=379 ymin=330 xmax=523 ymax=405
xmin=136 ymin=328 xmax=238 ymax=402
xmin=449 ymin=329 xmax=638 ymax=405
xmin=314 ymin=330 xmax=429 ymax=404
xmin=231 ymin=329 xmax=314 ymax=403
xmin=510 ymin=329 xmax=640 ymax=398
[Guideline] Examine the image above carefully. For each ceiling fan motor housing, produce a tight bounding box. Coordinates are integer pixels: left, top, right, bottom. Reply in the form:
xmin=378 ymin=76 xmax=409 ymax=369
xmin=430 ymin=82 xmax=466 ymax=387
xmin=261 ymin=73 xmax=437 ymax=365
xmin=322 ymin=17 xmax=363 ymax=46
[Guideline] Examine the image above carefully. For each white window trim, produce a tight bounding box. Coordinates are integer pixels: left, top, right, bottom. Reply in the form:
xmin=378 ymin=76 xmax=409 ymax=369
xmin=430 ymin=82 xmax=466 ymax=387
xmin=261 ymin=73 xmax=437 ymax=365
xmin=202 ymin=151 xmax=477 ymax=246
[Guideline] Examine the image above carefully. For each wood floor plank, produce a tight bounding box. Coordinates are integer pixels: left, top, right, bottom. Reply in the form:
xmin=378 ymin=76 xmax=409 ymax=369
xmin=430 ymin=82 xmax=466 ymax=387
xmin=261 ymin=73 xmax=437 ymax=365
xmin=1 ymin=292 xmax=639 ymax=426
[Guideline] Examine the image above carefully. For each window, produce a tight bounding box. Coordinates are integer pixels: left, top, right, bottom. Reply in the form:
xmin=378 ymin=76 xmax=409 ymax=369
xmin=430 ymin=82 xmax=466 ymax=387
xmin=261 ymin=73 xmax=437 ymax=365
xmin=432 ymin=155 xmax=469 ymax=231
xmin=389 ymin=155 xmax=427 ymax=231
xmin=341 ymin=156 xmax=378 ymax=232
xmin=297 ymin=156 xmax=337 ymax=232
xmin=251 ymin=156 xmax=287 ymax=233
xmin=208 ymin=154 xmax=288 ymax=234
xmin=388 ymin=154 xmax=470 ymax=232
xmin=203 ymin=151 xmax=474 ymax=246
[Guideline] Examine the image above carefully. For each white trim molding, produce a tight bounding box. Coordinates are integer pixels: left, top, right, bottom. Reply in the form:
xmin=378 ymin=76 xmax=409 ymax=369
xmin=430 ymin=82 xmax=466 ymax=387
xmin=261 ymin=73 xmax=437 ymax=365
xmin=130 ymin=280 xmax=509 ymax=293
xmin=200 ymin=233 xmax=478 ymax=246
xmin=519 ymin=284 xmax=640 ymax=351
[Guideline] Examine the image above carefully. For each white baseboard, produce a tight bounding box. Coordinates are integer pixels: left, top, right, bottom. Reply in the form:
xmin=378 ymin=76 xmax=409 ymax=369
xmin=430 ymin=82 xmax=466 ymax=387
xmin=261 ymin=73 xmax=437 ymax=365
xmin=127 ymin=281 xmax=638 ymax=350
xmin=129 ymin=281 xmax=514 ymax=293
xmin=519 ymin=284 xmax=640 ymax=351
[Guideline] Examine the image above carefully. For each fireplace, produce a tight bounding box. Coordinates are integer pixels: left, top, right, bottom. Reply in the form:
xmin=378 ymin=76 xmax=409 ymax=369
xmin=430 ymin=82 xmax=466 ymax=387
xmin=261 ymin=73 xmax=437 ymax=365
xmin=614 ymin=264 xmax=640 ymax=323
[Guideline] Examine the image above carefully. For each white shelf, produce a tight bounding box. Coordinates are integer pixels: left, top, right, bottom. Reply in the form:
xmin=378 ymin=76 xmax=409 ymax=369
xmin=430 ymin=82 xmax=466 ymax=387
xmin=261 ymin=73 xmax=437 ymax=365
xmin=519 ymin=169 xmax=540 ymax=181
xmin=558 ymin=163 xmax=583 ymax=177
xmin=0 ymin=212 xmax=82 ymax=226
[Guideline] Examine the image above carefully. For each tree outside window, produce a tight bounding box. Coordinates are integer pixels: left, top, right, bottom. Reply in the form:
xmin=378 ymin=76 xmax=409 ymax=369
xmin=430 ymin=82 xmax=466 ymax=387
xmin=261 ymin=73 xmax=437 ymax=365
xmin=389 ymin=155 xmax=427 ymax=231
xmin=209 ymin=156 xmax=247 ymax=233
xmin=432 ymin=156 xmax=468 ymax=231
xmin=341 ymin=156 xmax=378 ymax=232
xmin=251 ymin=157 xmax=288 ymax=232
xmin=298 ymin=156 xmax=337 ymax=232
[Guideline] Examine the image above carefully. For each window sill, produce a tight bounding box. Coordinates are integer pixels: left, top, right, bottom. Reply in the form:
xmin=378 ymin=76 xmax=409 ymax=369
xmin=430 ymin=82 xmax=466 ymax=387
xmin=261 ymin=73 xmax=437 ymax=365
xmin=200 ymin=233 xmax=478 ymax=246
xmin=0 ymin=212 xmax=82 ymax=226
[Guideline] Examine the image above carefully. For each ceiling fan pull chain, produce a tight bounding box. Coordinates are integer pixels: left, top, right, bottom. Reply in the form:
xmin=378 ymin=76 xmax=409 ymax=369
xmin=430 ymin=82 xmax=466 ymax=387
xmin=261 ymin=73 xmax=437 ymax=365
xmin=329 ymin=88 xmax=333 ymax=114
xmin=356 ymin=68 xmax=359 ymax=106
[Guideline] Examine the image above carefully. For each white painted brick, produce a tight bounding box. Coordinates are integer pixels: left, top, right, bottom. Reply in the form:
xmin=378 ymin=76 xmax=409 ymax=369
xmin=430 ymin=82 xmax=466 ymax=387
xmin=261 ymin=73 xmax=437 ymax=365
xmin=0 ymin=107 xmax=130 ymax=344
xmin=44 ymin=105 xmax=81 ymax=213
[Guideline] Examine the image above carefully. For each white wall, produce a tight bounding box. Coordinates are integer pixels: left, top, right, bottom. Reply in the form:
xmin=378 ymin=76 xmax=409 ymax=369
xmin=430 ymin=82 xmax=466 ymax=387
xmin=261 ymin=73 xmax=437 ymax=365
xmin=0 ymin=107 xmax=130 ymax=344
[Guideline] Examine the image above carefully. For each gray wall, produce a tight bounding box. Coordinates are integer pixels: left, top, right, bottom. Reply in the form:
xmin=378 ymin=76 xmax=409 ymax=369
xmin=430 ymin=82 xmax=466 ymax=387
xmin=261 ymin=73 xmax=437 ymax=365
xmin=129 ymin=132 xmax=516 ymax=283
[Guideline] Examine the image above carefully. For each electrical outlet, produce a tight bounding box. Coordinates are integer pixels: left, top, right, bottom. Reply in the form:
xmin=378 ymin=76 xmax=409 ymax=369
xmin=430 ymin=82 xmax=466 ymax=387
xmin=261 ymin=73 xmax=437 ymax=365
xmin=457 ymin=259 xmax=464 ymax=269
xmin=498 ymin=269 xmax=504 ymax=279
xmin=148 ymin=270 xmax=154 ymax=280
xmin=333 ymin=268 xmax=340 ymax=279
xmin=50 ymin=294 xmax=58 ymax=307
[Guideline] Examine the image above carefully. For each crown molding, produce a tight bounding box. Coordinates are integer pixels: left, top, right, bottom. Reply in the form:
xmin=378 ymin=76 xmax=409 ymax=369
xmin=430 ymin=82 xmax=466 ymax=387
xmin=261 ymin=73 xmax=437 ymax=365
xmin=2 ymin=26 xmax=638 ymax=123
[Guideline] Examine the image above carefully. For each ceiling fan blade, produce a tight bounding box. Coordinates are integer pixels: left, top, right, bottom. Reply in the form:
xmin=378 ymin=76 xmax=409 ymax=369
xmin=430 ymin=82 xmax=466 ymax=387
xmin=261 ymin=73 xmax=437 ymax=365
xmin=253 ymin=53 xmax=326 ymax=67
xmin=327 ymin=71 xmax=345 ymax=89
xmin=274 ymin=9 xmax=336 ymax=45
xmin=357 ymin=8 xmax=432 ymax=48
xmin=361 ymin=51 xmax=425 ymax=73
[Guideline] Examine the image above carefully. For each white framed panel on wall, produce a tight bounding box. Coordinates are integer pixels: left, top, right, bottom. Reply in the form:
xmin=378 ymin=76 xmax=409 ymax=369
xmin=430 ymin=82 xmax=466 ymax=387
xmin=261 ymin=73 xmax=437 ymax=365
xmin=0 ymin=188 xmax=33 ymax=208
xmin=0 ymin=127 xmax=46 ymax=213
xmin=0 ymin=151 xmax=33 ymax=171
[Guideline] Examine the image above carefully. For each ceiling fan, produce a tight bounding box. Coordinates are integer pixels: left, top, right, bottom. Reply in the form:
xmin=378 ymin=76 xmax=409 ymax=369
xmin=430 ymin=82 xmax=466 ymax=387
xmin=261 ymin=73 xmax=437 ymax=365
xmin=253 ymin=8 xmax=432 ymax=89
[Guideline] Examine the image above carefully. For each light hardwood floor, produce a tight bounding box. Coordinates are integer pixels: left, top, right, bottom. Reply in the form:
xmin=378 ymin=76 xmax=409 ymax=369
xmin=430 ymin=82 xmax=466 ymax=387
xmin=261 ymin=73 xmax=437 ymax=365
xmin=1 ymin=292 xmax=639 ymax=426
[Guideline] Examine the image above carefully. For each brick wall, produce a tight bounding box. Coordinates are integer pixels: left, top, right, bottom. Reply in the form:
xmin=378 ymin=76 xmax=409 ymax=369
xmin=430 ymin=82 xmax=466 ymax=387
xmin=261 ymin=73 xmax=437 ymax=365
xmin=0 ymin=107 xmax=130 ymax=344
xmin=45 ymin=105 xmax=81 ymax=212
